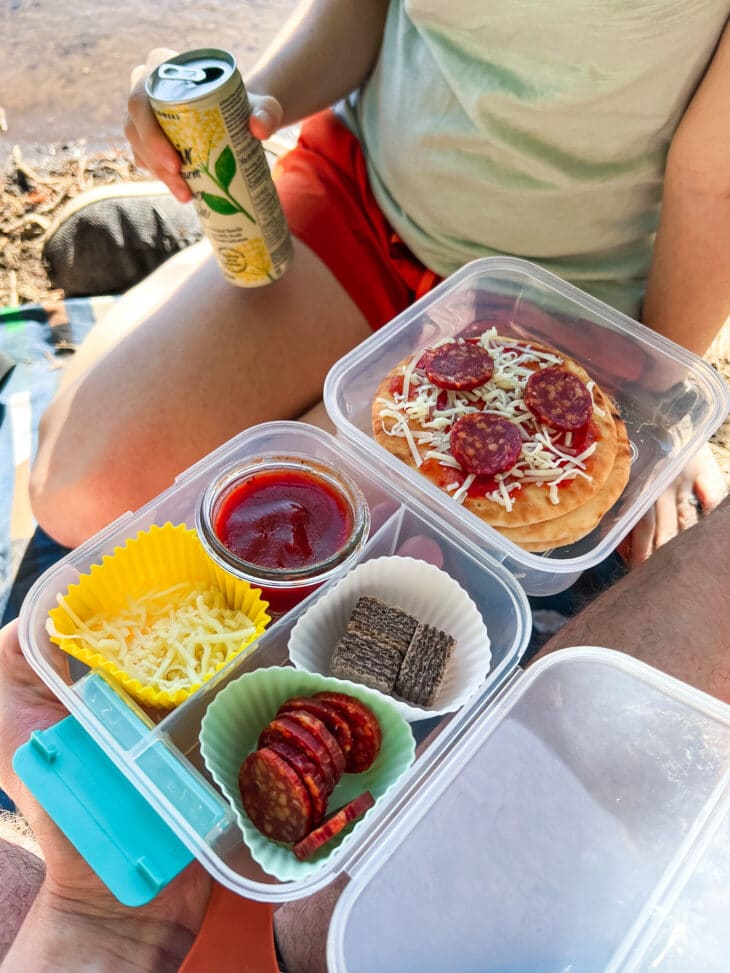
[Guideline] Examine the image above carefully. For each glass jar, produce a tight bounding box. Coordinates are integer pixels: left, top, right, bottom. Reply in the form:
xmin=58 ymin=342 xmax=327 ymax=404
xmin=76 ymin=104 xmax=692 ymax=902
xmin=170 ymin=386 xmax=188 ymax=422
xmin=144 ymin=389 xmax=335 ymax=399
xmin=196 ymin=453 xmax=370 ymax=615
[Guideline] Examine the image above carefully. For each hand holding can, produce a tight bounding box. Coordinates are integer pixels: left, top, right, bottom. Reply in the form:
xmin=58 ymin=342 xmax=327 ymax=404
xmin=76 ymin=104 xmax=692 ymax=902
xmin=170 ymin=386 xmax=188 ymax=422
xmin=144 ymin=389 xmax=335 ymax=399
xmin=126 ymin=48 xmax=191 ymax=200
xmin=145 ymin=49 xmax=294 ymax=287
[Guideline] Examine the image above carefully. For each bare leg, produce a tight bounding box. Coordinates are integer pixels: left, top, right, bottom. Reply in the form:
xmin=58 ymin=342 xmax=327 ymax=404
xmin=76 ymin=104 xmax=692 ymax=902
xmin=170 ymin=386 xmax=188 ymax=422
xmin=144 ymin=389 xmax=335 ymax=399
xmin=0 ymin=815 xmax=44 ymax=962
xmin=533 ymin=496 xmax=730 ymax=702
xmin=274 ymin=875 xmax=347 ymax=973
xmin=29 ymin=239 xmax=371 ymax=547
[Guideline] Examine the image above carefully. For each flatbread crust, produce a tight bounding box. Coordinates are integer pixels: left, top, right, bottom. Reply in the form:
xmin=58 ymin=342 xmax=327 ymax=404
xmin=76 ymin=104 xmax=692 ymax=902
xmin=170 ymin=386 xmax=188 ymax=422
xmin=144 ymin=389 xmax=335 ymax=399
xmin=371 ymin=333 xmax=631 ymax=547
xmin=494 ymin=421 xmax=631 ymax=550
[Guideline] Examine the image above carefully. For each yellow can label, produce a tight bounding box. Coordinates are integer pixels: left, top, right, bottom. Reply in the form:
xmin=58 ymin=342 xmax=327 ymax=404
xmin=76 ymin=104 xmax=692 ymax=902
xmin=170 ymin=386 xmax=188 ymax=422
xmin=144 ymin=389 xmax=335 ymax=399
xmin=152 ymin=79 xmax=293 ymax=287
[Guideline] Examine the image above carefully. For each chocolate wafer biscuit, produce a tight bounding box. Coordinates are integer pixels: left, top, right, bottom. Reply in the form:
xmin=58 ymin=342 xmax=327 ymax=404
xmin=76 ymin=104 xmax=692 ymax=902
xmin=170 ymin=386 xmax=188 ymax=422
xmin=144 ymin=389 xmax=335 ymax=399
xmin=331 ymin=631 xmax=402 ymax=695
xmin=347 ymin=596 xmax=418 ymax=655
xmin=395 ymin=623 xmax=455 ymax=707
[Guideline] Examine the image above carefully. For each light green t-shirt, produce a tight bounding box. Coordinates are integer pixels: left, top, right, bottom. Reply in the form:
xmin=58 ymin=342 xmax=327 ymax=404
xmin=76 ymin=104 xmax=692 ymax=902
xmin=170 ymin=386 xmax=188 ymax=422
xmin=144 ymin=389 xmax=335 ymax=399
xmin=341 ymin=0 xmax=729 ymax=316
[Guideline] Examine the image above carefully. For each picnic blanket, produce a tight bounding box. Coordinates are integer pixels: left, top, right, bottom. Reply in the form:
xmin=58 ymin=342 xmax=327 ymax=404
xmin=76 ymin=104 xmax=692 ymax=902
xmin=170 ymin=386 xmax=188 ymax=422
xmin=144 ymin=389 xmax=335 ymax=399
xmin=0 ymin=296 xmax=117 ymax=619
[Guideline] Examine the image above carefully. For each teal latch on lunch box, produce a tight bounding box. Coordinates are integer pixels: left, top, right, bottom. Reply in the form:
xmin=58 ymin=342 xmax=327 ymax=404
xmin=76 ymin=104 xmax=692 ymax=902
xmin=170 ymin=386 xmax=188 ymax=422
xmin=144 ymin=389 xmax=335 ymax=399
xmin=14 ymin=716 xmax=193 ymax=906
xmin=13 ymin=673 xmax=229 ymax=906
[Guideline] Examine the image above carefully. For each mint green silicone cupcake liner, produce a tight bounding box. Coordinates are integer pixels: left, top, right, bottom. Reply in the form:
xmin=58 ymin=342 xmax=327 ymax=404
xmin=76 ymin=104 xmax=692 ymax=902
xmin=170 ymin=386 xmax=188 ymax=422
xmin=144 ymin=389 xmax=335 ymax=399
xmin=199 ymin=666 xmax=416 ymax=881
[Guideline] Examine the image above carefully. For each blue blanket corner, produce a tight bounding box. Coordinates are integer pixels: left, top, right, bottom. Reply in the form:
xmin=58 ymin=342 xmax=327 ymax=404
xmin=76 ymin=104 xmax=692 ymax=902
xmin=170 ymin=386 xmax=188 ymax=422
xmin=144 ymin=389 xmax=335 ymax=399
xmin=0 ymin=297 xmax=116 ymax=618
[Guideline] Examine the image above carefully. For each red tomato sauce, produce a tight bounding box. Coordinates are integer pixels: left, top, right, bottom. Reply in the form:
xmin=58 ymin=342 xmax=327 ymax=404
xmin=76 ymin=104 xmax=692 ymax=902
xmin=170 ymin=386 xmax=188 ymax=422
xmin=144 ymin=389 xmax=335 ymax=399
xmin=214 ymin=468 xmax=353 ymax=572
xmin=389 ymin=374 xmax=404 ymax=396
xmin=466 ymin=475 xmax=510 ymax=499
xmin=557 ymin=420 xmax=598 ymax=455
xmin=421 ymin=458 xmax=464 ymax=491
xmin=420 ymin=457 xmax=523 ymax=500
xmin=212 ymin=467 xmax=358 ymax=615
xmin=388 ymin=373 xmax=422 ymax=400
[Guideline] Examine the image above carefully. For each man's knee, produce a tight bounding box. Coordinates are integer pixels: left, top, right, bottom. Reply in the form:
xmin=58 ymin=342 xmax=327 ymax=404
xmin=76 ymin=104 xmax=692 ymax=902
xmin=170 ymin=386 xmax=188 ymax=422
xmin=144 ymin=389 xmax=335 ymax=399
xmin=274 ymin=876 xmax=347 ymax=973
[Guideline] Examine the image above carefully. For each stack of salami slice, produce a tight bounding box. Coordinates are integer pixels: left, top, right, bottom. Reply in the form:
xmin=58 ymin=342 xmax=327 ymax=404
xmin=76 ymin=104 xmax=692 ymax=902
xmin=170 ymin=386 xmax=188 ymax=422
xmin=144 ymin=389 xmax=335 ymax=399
xmin=372 ymin=329 xmax=631 ymax=552
xmin=238 ymin=691 xmax=379 ymax=860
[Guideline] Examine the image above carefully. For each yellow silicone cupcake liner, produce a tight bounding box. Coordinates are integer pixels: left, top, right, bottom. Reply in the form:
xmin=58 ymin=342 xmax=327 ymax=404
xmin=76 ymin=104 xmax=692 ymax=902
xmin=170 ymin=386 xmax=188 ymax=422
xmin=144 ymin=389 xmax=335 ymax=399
xmin=46 ymin=522 xmax=271 ymax=709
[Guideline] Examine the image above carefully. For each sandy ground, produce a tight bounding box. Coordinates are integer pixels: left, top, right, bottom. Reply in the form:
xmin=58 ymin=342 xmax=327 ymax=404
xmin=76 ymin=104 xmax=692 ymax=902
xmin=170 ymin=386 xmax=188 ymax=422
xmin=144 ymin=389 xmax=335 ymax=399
xmin=0 ymin=0 xmax=298 ymax=150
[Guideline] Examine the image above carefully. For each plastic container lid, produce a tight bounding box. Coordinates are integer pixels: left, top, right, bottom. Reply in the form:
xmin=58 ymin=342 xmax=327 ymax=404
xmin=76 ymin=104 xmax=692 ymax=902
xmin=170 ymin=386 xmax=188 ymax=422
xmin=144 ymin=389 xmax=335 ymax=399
xmin=327 ymin=647 xmax=730 ymax=972
xmin=608 ymin=801 xmax=730 ymax=971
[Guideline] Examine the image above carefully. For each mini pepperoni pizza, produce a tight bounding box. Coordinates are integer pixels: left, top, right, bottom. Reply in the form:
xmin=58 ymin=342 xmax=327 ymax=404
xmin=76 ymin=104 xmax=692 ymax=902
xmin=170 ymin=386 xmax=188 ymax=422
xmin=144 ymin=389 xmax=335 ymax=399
xmin=371 ymin=328 xmax=630 ymax=551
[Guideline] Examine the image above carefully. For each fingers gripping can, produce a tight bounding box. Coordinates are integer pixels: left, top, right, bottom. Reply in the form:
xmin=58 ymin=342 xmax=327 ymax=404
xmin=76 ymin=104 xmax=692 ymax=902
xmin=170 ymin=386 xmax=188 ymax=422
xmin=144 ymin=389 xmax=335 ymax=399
xmin=146 ymin=49 xmax=293 ymax=287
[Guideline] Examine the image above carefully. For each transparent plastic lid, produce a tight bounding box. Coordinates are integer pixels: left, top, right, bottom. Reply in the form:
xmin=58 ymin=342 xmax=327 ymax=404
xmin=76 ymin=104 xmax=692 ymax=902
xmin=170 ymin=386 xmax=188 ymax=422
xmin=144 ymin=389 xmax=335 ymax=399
xmin=328 ymin=647 xmax=730 ymax=973
xmin=608 ymin=800 xmax=730 ymax=972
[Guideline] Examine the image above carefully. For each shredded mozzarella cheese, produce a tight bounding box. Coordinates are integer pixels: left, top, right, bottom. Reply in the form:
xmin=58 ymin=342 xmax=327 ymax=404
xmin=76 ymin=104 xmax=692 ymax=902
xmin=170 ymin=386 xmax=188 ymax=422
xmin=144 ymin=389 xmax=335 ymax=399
xmin=452 ymin=473 xmax=476 ymax=503
xmin=47 ymin=583 xmax=257 ymax=693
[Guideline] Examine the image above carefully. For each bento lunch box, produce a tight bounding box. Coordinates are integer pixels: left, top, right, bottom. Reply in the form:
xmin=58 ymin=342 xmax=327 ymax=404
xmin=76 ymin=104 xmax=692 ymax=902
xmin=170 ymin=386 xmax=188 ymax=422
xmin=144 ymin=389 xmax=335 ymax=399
xmin=14 ymin=259 xmax=730 ymax=971
xmin=16 ymin=420 xmax=531 ymax=904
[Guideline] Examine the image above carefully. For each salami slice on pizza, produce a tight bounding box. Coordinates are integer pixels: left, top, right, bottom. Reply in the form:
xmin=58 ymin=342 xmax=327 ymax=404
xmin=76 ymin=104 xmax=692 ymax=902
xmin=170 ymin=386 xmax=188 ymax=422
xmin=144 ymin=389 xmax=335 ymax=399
xmin=371 ymin=329 xmax=631 ymax=551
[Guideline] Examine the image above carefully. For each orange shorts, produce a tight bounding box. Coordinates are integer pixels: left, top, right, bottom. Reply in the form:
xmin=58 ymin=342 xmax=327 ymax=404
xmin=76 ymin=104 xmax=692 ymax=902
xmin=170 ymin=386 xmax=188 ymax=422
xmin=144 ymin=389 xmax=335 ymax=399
xmin=274 ymin=110 xmax=442 ymax=331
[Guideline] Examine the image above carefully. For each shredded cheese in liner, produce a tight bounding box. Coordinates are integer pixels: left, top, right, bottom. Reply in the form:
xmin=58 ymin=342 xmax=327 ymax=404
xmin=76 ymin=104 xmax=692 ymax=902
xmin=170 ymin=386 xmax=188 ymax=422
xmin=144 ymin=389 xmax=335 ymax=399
xmin=47 ymin=583 xmax=257 ymax=693
xmin=378 ymin=328 xmax=602 ymax=509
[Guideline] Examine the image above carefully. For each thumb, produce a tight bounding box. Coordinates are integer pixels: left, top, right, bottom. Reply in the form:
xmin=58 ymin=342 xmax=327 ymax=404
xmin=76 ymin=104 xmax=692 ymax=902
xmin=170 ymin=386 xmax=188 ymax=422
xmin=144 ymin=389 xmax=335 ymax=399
xmin=247 ymin=94 xmax=284 ymax=141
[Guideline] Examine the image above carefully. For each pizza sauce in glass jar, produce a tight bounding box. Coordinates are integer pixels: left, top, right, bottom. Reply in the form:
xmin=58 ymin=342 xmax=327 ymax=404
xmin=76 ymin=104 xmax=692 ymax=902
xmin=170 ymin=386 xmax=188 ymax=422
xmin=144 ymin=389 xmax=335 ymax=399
xmin=196 ymin=455 xmax=370 ymax=614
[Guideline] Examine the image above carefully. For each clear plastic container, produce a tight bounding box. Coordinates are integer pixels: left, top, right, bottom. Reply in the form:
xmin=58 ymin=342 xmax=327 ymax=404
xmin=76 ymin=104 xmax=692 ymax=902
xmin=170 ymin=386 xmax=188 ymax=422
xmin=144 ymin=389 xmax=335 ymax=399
xmin=327 ymin=648 xmax=730 ymax=973
xmin=14 ymin=259 xmax=730 ymax=962
xmin=17 ymin=421 xmax=531 ymax=904
xmin=325 ymin=257 xmax=730 ymax=594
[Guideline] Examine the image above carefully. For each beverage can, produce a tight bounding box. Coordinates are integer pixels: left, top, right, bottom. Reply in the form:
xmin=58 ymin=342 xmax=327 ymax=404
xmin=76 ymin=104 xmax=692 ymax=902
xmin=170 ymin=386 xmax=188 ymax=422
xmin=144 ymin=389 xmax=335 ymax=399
xmin=146 ymin=49 xmax=293 ymax=287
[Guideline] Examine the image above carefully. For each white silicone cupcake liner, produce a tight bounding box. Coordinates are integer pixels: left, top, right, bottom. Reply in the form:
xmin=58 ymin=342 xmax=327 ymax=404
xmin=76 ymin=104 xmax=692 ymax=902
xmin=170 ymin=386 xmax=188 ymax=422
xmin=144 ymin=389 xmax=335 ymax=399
xmin=199 ymin=666 xmax=415 ymax=881
xmin=287 ymin=555 xmax=491 ymax=721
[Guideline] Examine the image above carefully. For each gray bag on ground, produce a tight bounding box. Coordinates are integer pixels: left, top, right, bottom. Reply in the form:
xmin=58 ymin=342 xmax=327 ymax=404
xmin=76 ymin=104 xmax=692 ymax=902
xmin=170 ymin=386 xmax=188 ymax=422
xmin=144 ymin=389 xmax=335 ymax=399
xmin=42 ymin=181 xmax=202 ymax=297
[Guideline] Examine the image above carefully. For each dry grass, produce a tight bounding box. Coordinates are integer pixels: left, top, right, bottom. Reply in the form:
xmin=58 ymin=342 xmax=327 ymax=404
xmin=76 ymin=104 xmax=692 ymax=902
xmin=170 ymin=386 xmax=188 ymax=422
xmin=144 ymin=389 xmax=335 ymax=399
xmin=0 ymin=142 xmax=147 ymax=306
